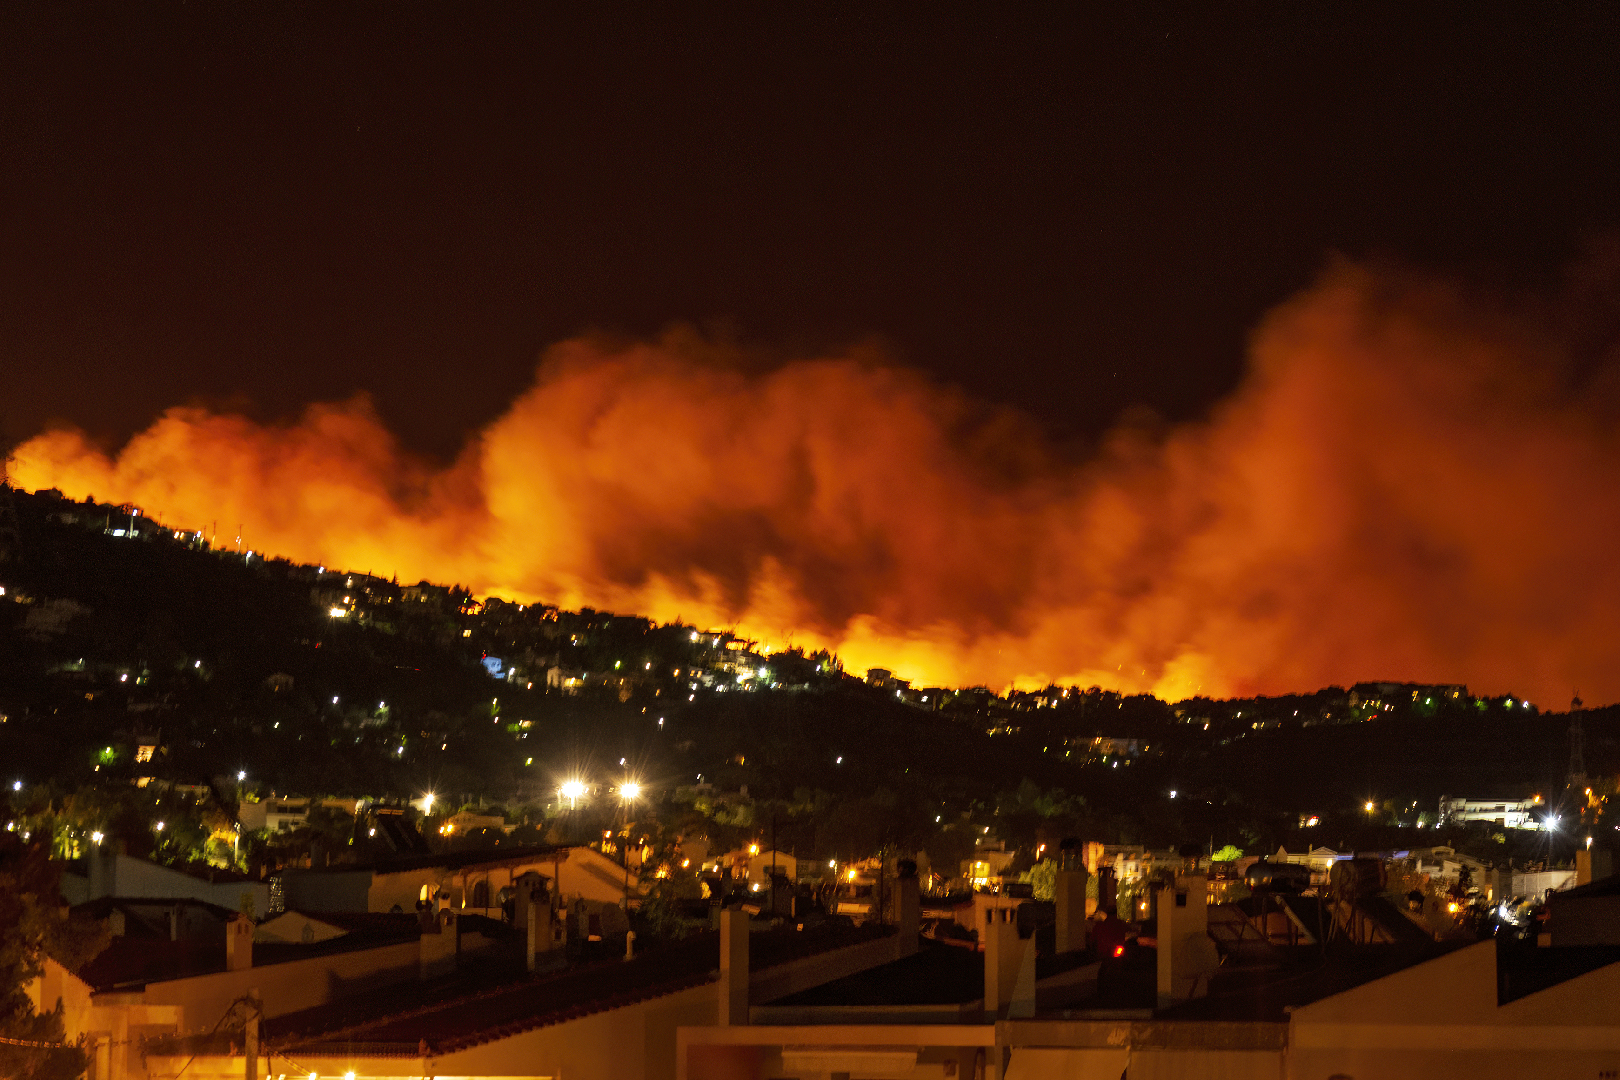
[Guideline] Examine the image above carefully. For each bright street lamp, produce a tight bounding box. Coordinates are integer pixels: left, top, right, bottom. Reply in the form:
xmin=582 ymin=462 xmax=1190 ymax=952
xmin=620 ymin=782 xmax=641 ymax=800
xmin=560 ymin=780 xmax=586 ymax=808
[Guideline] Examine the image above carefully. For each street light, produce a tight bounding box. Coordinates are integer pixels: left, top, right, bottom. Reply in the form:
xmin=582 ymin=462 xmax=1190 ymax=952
xmin=1364 ymin=801 xmax=1376 ymax=813
xmin=618 ymin=780 xmax=643 ymax=909
xmin=560 ymin=780 xmax=586 ymax=808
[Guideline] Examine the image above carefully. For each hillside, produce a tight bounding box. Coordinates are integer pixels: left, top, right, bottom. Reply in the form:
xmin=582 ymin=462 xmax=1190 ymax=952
xmin=0 ymin=485 xmax=1614 ymax=870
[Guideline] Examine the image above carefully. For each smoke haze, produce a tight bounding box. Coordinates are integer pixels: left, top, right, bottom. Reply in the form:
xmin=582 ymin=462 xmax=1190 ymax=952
xmin=15 ymin=262 xmax=1620 ymax=705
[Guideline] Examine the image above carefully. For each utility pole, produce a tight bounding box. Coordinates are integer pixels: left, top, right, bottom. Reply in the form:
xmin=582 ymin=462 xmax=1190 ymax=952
xmin=243 ymin=990 xmax=261 ymax=1080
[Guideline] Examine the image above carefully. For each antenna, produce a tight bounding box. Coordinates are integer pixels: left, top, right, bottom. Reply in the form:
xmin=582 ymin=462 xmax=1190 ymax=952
xmin=0 ymin=427 xmax=20 ymax=564
xmin=1568 ymin=692 xmax=1588 ymax=794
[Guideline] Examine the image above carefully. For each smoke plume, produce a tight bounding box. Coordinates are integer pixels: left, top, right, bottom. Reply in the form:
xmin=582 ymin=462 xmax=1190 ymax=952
xmin=15 ymin=262 xmax=1620 ymax=704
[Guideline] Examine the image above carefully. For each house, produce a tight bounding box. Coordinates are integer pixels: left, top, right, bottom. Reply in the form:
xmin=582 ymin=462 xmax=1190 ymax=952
xmin=136 ymin=918 xmax=914 ymax=1080
xmin=1405 ymin=844 xmax=1491 ymax=887
xmin=28 ymin=908 xmax=508 ymax=1080
xmin=723 ymin=848 xmax=801 ymax=888
xmin=1439 ymin=794 xmax=1544 ymax=830
xmin=237 ymin=795 xmax=312 ymax=832
xmin=680 ymin=871 xmax=1620 ymax=1080
xmin=1273 ymin=844 xmax=1350 ymax=887
xmin=962 ymin=839 xmax=1016 ymax=887
xmin=277 ymin=844 xmax=644 ymax=920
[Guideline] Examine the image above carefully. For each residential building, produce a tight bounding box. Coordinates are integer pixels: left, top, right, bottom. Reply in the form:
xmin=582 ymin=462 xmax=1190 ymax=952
xmin=1438 ymin=794 xmax=1544 ymax=829
xmin=278 ymin=844 xmax=644 ymax=920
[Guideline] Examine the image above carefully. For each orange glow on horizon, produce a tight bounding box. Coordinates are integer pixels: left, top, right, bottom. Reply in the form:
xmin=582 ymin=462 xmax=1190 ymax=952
xmin=14 ymin=262 xmax=1620 ymax=705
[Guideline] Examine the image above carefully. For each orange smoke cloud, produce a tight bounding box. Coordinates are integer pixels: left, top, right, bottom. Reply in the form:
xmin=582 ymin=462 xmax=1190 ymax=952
xmin=16 ymin=262 xmax=1620 ymax=704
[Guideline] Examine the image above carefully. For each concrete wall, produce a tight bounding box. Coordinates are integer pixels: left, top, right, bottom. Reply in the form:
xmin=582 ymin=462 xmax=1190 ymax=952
xmin=1289 ymin=939 xmax=1620 ymax=1080
xmin=678 ymin=1024 xmax=993 ymax=1080
xmin=279 ymin=867 xmax=375 ymax=912
xmin=368 ymin=867 xmax=442 ymax=913
xmin=436 ymin=982 xmax=716 ymax=1080
xmin=1514 ymin=868 xmax=1576 ymax=901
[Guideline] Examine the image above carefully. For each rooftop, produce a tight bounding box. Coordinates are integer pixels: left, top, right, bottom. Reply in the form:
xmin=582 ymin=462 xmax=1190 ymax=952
xmin=284 ymin=843 xmax=575 ymax=876
xmin=76 ymin=911 xmax=428 ymax=992
xmin=768 ymin=941 xmax=985 ymax=1006
xmin=1553 ymin=871 xmax=1620 ymax=899
xmin=147 ymin=922 xmax=892 ymax=1057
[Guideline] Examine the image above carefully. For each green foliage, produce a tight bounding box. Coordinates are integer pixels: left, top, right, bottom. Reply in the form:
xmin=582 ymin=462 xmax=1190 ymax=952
xmin=1018 ymin=858 xmax=1058 ymax=901
xmin=0 ymin=837 xmax=111 ymax=1080
xmin=634 ymin=879 xmax=700 ymax=942
xmin=1211 ymin=844 xmax=1244 ymax=862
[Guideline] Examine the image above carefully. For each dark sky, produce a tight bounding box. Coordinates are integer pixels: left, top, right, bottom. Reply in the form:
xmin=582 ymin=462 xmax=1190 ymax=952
xmin=3 ymin=4 xmax=1618 ymax=461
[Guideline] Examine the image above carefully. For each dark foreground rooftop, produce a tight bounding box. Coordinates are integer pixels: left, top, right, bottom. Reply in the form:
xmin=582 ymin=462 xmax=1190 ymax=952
xmin=146 ymin=922 xmax=893 ymax=1057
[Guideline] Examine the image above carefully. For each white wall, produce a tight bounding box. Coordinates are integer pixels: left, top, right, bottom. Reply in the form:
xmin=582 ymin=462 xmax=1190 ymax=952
xmin=86 ymin=854 xmax=270 ymax=916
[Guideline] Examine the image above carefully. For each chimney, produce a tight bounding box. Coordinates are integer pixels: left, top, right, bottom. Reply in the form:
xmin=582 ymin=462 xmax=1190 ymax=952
xmin=1576 ymin=848 xmax=1614 ymax=887
xmin=1096 ymin=865 xmax=1117 ymax=916
xmin=896 ymin=860 xmax=920 ymax=958
xmin=1156 ymin=875 xmax=1219 ymax=1008
xmin=1054 ymin=839 xmax=1089 ymax=954
xmin=225 ymin=914 xmax=253 ymax=971
xmin=419 ymin=910 xmax=457 ymax=981
xmin=982 ymin=906 xmax=1034 ymax=1019
xmin=718 ymin=907 xmax=749 ymax=1025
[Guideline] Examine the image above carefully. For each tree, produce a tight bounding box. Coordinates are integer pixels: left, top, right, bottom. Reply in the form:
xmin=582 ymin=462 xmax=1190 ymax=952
xmin=0 ymin=835 xmax=111 ymax=1080
xmin=1019 ymin=858 xmax=1059 ymax=901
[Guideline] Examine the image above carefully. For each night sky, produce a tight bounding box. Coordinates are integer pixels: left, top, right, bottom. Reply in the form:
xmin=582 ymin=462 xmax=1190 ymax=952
xmin=4 ymin=5 xmax=1620 ymax=460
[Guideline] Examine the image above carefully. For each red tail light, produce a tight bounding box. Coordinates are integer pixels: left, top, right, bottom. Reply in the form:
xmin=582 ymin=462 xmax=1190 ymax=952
xmin=1113 ymin=945 xmax=1125 ymax=957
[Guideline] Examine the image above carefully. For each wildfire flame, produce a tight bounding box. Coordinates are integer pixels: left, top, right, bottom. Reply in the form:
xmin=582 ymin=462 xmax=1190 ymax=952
xmin=15 ymin=262 xmax=1620 ymax=703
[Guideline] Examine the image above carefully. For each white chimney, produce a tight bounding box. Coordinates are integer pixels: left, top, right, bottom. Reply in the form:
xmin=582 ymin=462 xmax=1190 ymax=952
xmin=1156 ymin=875 xmax=1219 ymax=1007
xmin=225 ymin=914 xmax=253 ymax=972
